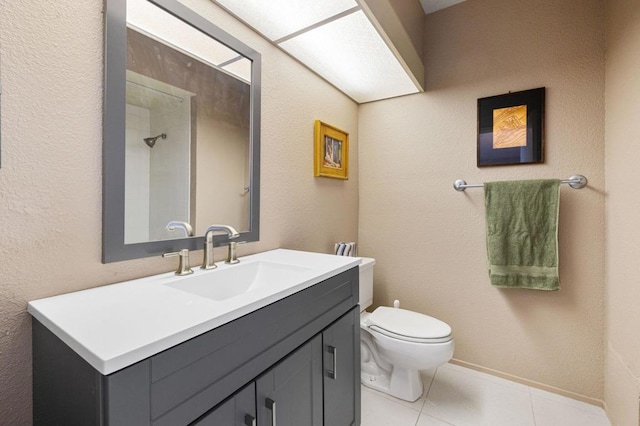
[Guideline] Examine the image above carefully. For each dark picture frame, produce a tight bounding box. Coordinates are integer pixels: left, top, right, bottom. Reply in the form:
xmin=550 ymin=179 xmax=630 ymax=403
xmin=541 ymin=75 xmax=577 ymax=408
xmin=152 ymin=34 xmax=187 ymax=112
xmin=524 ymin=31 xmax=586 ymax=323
xmin=477 ymin=87 xmax=545 ymax=167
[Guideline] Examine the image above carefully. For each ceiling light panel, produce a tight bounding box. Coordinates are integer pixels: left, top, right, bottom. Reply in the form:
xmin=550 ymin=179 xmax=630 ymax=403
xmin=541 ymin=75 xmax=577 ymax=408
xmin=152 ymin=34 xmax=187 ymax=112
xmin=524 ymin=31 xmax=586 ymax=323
xmin=128 ymin=0 xmax=239 ymax=68
xmin=279 ymin=10 xmax=419 ymax=103
xmin=213 ymin=0 xmax=358 ymax=41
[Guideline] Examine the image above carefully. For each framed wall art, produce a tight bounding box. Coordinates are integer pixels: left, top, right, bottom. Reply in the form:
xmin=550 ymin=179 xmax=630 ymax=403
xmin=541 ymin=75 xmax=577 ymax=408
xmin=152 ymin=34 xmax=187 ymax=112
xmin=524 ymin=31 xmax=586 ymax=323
xmin=314 ymin=120 xmax=349 ymax=179
xmin=477 ymin=87 xmax=545 ymax=167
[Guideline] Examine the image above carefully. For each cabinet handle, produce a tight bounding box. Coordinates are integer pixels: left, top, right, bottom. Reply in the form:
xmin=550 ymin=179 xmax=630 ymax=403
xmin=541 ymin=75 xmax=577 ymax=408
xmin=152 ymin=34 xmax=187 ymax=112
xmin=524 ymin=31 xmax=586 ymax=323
xmin=265 ymin=398 xmax=276 ymax=426
xmin=328 ymin=345 xmax=337 ymax=380
xmin=244 ymin=414 xmax=256 ymax=426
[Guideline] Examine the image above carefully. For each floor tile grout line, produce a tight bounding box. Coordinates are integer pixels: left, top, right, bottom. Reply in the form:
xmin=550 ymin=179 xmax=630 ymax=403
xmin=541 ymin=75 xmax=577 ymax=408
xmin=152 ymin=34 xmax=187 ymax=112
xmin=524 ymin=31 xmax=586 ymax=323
xmin=424 ymin=368 xmax=439 ymax=401
xmin=417 ymin=411 xmax=458 ymax=426
xmin=528 ymin=385 xmax=538 ymax=426
xmin=363 ymin=363 xmax=611 ymax=426
xmin=445 ymin=363 xmax=608 ymax=418
xmin=420 ymin=368 xmax=459 ymax=425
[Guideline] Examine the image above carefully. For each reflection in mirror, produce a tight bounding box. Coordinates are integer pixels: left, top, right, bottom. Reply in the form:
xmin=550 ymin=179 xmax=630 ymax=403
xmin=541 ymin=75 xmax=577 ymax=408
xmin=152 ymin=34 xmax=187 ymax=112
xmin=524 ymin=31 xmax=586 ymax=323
xmin=126 ymin=0 xmax=251 ymax=243
xmin=103 ymin=0 xmax=261 ymax=262
xmin=125 ymin=71 xmax=193 ymax=243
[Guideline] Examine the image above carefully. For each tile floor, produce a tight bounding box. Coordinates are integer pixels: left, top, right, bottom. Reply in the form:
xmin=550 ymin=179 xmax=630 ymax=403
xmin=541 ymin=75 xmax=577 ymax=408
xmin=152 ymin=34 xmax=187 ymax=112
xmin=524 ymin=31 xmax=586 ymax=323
xmin=361 ymin=363 xmax=611 ymax=426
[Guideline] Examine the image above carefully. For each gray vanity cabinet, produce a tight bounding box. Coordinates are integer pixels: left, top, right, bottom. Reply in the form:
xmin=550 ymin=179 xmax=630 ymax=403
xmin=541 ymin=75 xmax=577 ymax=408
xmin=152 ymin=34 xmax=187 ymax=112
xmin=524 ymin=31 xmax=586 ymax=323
xmin=323 ymin=308 xmax=360 ymax=426
xmin=33 ymin=266 xmax=360 ymax=426
xmin=193 ymin=309 xmax=358 ymax=426
xmin=256 ymin=335 xmax=324 ymax=426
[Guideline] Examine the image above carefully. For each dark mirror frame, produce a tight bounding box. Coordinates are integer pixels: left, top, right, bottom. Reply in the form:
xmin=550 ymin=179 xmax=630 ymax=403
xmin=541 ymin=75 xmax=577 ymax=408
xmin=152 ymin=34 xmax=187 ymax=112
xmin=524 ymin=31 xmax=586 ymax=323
xmin=103 ymin=0 xmax=261 ymax=263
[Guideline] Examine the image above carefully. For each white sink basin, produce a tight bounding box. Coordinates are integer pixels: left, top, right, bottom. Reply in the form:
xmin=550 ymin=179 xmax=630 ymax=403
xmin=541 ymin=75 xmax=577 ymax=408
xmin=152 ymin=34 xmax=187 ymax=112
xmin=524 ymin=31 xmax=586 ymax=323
xmin=165 ymin=261 xmax=312 ymax=301
xmin=27 ymin=249 xmax=361 ymax=375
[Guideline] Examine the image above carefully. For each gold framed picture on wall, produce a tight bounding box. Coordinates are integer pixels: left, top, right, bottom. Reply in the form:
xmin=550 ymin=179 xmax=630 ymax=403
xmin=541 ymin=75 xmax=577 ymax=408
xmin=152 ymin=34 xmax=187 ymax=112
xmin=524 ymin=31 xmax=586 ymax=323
xmin=314 ymin=120 xmax=349 ymax=179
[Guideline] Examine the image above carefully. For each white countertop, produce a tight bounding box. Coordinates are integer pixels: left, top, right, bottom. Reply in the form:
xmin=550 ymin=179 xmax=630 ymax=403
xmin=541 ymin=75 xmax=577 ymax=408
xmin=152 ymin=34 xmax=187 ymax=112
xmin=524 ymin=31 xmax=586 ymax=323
xmin=28 ymin=249 xmax=360 ymax=375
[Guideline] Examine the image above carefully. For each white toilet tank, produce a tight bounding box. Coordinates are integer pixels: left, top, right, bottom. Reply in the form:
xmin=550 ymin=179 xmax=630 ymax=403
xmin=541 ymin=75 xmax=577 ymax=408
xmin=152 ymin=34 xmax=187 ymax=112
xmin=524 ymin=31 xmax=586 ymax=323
xmin=358 ymin=257 xmax=375 ymax=311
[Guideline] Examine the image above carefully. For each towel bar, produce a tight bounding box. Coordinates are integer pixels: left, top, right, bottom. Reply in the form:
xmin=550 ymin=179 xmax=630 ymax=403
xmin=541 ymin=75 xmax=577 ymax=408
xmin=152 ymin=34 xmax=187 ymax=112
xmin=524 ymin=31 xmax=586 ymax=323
xmin=453 ymin=175 xmax=588 ymax=192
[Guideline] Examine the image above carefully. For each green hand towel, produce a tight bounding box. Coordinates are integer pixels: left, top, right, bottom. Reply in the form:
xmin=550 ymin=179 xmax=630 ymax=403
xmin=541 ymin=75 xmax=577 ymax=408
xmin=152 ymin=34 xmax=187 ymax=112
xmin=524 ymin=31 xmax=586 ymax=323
xmin=484 ymin=179 xmax=561 ymax=291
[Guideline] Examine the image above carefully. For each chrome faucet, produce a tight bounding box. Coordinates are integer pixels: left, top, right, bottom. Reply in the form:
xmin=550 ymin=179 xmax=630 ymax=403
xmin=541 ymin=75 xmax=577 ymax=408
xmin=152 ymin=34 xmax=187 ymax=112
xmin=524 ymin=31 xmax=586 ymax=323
xmin=201 ymin=225 xmax=240 ymax=269
xmin=165 ymin=221 xmax=194 ymax=237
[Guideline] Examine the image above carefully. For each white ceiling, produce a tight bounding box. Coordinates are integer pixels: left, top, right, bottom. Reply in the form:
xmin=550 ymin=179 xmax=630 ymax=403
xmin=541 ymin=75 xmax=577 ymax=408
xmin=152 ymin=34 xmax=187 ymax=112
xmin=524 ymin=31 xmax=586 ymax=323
xmin=419 ymin=0 xmax=466 ymax=15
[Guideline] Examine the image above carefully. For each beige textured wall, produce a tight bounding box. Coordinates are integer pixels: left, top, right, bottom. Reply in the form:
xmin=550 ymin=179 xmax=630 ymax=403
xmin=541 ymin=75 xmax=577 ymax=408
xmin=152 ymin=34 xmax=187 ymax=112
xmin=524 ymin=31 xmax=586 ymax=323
xmin=387 ymin=0 xmax=424 ymax=57
xmin=358 ymin=0 xmax=606 ymax=400
xmin=362 ymin=0 xmax=425 ymax=89
xmin=0 ymin=0 xmax=358 ymax=423
xmin=604 ymin=0 xmax=640 ymax=423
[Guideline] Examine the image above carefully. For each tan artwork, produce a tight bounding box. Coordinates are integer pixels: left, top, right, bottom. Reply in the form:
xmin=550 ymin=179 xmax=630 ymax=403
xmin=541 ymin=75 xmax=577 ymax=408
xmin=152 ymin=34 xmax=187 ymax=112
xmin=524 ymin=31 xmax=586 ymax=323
xmin=323 ymin=136 xmax=343 ymax=169
xmin=493 ymin=105 xmax=527 ymax=149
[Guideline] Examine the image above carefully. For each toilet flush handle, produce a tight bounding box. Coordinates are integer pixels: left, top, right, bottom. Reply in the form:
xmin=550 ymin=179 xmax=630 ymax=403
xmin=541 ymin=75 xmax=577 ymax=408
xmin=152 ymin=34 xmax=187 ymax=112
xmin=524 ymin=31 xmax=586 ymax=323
xmin=393 ymin=300 xmax=400 ymax=309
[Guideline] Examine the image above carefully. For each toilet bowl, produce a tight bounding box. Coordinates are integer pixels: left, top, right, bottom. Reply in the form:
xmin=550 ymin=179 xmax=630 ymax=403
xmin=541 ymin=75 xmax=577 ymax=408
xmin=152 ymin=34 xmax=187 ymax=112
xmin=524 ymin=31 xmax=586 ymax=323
xmin=357 ymin=258 xmax=454 ymax=402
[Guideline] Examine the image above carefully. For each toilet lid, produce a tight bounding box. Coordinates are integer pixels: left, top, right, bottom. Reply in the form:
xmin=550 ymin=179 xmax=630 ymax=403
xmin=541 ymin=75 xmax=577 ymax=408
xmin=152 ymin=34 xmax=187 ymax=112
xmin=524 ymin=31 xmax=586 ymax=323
xmin=368 ymin=307 xmax=452 ymax=343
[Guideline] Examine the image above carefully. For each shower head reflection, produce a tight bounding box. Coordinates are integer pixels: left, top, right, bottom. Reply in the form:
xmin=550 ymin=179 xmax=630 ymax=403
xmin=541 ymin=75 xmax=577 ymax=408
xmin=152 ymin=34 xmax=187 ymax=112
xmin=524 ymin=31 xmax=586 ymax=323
xmin=143 ymin=133 xmax=167 ymax=148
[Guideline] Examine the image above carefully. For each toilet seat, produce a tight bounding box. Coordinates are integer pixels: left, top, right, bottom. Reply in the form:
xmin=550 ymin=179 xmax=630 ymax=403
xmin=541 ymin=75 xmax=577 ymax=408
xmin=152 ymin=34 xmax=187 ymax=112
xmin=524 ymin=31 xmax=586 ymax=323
xmin=367 ymin=307 xmax=452 ymax=344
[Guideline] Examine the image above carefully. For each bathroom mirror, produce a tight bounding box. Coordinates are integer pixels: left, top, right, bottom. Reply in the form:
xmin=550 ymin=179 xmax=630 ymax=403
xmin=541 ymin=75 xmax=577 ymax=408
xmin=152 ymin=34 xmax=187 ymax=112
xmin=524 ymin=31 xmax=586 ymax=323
xmin=103 ymin=0 xmax=261 ymax=263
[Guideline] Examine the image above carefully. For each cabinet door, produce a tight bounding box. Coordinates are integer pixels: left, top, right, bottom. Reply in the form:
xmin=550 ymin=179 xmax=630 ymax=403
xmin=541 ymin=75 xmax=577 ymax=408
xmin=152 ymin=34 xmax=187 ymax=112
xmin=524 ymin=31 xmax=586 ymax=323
xmin=256 ymin=335 xmax=323 ymax=426
xmin=323 ymin=307 xmax=360 ymax=426
xmin=192 ymin=382 xmax=256 ymax=426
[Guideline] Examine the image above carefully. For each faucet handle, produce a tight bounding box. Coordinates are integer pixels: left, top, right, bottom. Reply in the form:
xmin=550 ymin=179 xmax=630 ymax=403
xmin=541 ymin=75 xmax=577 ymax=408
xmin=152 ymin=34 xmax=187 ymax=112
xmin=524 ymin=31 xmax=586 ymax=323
xmin=225 ymin=241 xmax=246 ymax=264
xmin=163 ymin=249 xmax=194 ymax=276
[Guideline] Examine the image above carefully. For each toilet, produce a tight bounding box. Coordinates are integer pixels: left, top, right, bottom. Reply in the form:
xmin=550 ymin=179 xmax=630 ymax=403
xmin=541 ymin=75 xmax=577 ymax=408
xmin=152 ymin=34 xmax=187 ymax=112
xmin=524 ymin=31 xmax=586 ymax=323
xmin=358 ymin=257 xmax=454 ymax=402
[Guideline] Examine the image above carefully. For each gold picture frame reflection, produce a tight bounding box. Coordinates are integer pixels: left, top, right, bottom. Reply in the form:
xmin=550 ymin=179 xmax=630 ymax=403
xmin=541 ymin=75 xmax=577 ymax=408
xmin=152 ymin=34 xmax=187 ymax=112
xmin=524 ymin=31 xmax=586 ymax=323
xmin=314 ymin=120 xmax=349 ymax=179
